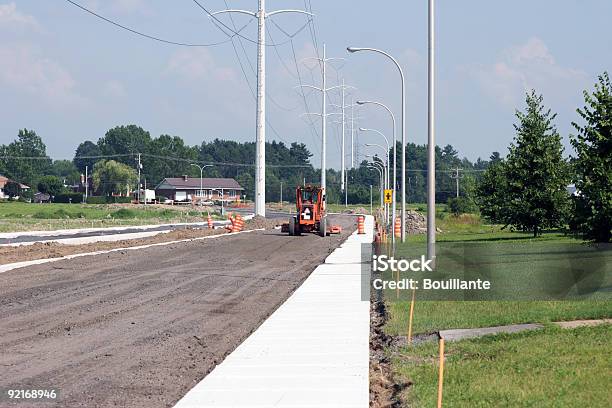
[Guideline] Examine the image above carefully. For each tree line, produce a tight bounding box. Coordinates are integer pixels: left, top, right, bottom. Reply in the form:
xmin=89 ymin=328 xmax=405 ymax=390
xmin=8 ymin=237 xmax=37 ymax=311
xmin=0 ymin=126 xmax=493 ymax=205
xmin=1 ymin=73 xmax=609 ymax=241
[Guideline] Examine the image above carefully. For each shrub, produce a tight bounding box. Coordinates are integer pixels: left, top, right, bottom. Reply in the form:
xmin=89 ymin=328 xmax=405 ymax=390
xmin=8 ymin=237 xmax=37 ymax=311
xmin=54 ymin=193 xmax=84 ymax=203
xmin=447 ymin=196 xmax=477 ymax=216
xmin=112 ymin=208 xmax=136 ymax=219
xmin=85 ymin=196 xmax=132 ymax=204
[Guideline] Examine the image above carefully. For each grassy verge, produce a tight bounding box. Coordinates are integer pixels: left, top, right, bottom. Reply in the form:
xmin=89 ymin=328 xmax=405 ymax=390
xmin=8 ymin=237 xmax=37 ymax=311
xmin=0 ymin=202 xmax=223 ymax=232
xmin=382 ymin=210 xmax=611 ymax=406
xmin=386 ymin=301 xmax=611 ymax=335
xmin=394 ymin=324 xmax=611 ymax=407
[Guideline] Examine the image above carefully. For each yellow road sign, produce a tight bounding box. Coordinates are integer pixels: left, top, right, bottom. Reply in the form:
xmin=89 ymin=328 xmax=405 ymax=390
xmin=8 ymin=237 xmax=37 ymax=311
xmin=384 ymin=189 xmax=393 ymax=204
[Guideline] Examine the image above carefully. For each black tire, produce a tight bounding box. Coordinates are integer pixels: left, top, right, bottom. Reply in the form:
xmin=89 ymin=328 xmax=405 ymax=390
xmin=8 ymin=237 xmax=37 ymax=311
xmin=319 ymin=216 xmax=327 ymax=237
xmin=295 ymin=219 xmax=302 ymax=236
xmin=289 ymin=216 xmax=296 ymax=236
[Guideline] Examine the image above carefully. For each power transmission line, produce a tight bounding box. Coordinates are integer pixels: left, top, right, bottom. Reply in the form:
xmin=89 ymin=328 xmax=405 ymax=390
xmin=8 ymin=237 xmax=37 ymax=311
xmin=64 ymin=0 xmax=246 ymax=47
xmin=191 ymin=0 xmax=308 ymax=47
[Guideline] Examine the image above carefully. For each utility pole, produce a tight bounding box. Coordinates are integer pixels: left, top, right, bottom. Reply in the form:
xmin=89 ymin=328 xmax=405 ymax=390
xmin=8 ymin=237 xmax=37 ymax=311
xmin=137 ymin=153 xmax=142 ymax=204
xmin=280 ymin=181 xmax=283 ymax=204
xmin=85 ymin=165 xmax=88 ymax=200
xmin=297 ymin=43 xmax=344 ymax=198
xmin=212 ymin=2 xmax=311 ymax=218
xmin=255 ymin=0 xmax=266 ymax=218
xmin=341 ymin=79 xmax=346 ymax=191
xmin=350 ymin=97 xmax=355 ymax=168
xmin=345 ymin=173 xmax=348 ymax=206
xmin=330 ymin=81 xmax=356 ymax=193
xmin=450 ymin=167 xmax=462 ymax=197
xmin=370 ymin=184 xmax=373 ymax=214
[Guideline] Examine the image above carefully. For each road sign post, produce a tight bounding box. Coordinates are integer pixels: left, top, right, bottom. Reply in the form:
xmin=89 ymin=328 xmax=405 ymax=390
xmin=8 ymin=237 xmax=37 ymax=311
xmin=384 ymin=189 xmax=393 ymax=204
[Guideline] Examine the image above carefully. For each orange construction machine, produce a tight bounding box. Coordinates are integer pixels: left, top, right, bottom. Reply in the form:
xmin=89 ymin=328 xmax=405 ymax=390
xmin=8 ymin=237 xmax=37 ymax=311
xmin=283 ymin=185 xmax=341 ymax=237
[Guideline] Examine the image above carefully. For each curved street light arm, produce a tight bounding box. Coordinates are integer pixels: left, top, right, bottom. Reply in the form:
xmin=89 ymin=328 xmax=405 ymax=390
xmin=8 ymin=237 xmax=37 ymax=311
xmin=266 ymin=9 xmax=314 ymax=18
xmin=210 ymin=9 xmax=257 ymax=18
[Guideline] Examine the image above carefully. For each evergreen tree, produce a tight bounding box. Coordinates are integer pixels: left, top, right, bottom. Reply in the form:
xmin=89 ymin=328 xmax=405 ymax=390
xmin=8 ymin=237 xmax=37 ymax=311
xmin=570 ymin=72 xmax=612 ymax=242
xmin=476 ymin=153 xmax=507 ymax=223
xmin=504 ymin=91 xmax=570 ymax=236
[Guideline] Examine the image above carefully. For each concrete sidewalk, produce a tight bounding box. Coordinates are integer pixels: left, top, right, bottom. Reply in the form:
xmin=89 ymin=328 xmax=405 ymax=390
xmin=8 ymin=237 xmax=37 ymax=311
xmin=174 ymin=215 xmax=373 ymax=408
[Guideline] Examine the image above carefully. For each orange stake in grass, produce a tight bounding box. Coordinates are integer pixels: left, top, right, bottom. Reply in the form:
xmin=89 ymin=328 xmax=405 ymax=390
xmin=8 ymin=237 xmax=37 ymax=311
xmin=437 ymin=337 xmax=445 ymax=408
xmin=407 ymin=287 xmax=416 ymax=343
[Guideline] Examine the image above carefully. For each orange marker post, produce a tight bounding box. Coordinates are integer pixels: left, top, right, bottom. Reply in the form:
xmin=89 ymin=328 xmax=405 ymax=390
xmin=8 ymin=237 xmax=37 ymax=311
xmin=437 ymin=338 xmax=445 ymax=408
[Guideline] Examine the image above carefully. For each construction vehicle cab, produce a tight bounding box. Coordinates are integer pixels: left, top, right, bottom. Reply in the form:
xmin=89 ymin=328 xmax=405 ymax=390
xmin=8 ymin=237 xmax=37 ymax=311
xmin=278 ymin=185 xmax=326 ymax=237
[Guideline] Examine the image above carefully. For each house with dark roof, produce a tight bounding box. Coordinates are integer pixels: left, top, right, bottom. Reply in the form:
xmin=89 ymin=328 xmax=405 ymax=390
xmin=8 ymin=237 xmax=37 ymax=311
xmin=0 ymin=175 xmax=30 ymax=199
xmin=155 ymin=176 xmax=244 ymax=202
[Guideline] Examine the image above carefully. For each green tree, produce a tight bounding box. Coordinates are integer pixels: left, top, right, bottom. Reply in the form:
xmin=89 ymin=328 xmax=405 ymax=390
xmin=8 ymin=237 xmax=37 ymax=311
xmin=146 ymin=134 xmax=198 ymax=184
xmin=37 ymin=175 xmax=65 ymax=196
xmin=504 ymin=91 xmax=571 ymax=236
xmin=92 ymin=160 xmax=138 ymax=196
xmin=1 ymin=129 xmax=51 ymax=187
xmin=74 ymin=141 xmax=102 ymax=173
xmin=476 ymin=154 xmax=507 ymax=222
xmin=50 ymin=160 xmax=80 ymax=185
xmin=4 ymin=180 xmax=22 ymax=198
xmin=570 ymin=72 xmax=612 ymax=242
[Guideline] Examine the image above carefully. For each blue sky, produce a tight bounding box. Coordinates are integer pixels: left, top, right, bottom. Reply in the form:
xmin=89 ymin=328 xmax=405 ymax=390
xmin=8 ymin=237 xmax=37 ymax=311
xmin=1 ymin=0 xmax=610 ymax=168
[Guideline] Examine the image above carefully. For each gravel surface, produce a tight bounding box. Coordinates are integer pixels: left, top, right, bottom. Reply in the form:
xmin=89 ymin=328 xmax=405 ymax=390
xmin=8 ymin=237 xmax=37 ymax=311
xmin=0 ymin=215 xmax=355 ymax=408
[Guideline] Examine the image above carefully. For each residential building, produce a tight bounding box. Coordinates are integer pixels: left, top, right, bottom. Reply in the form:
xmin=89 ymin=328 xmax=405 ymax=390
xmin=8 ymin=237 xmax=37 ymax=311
xmin=0 ymin=175 xmax=30 ymax=199
xmin=155 ymin=176 xmax=244 ymax=202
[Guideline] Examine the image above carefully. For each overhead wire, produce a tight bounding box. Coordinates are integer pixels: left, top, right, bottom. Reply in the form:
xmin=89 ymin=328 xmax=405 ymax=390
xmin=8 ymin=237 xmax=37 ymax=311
xmin=64 ymin=0 xmax=247 ymax=47
xmin=191 ymin=0 xmax=308 ymax=47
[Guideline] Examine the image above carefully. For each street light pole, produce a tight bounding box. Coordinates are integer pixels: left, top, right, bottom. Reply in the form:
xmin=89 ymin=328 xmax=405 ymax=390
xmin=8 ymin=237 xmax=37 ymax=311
xmin=356 ymin=100 xmax=396 ymax=244
xmin=190 ymin=163 xmax=213 ymax=206
xmin=367 ymin=165 xmax=383 ymax=208
xmin=365 ymin=150 xmax=389 ymax=225
xmin=428 ymin=0 xmax=436 ymax=264
xmin=347 ymin=46 xmax=406 ymax=242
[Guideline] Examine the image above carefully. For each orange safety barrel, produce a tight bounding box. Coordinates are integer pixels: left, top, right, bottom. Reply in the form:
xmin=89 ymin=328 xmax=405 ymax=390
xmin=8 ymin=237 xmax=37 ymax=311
xmin=394 ymin=217 xmax=401 ymax=238
xmin=207 ymin=212 xmax=214 ymax=229
xmin=233 ymin=214 xmax=244 ymax=232
xmin=357 ymin=215 xmax=365 ymax=234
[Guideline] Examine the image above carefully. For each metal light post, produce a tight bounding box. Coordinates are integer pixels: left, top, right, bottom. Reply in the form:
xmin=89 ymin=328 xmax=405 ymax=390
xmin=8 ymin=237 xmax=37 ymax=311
xmin=347 ymin=46 xmax=406 ymax=242
xmin=367 ymin=165 xmax=384 ymax=207
xmin=356 ymin=100 xmax=396 ymax=243
xmin=365 ymin=150 xmax=389 ymax=226
xmin=428 ymin=0 xmax=436 ymax=264
xmin=190 ymin=163 xmax=213 ymax=206
xmin=211 ymin=3 xmax=312 ymax=218
xmin=367 ymin=159 xmax=387 ymax=212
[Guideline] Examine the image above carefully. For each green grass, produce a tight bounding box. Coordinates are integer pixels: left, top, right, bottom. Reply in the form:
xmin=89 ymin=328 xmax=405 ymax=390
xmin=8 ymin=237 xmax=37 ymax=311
xmin=394 ymin=324 xmax=612 ymax=407
xmin=0 ymin=202 xmax=222 ymax=232
xmin=386 ymin=301 xmax=612 ymax=335
xmin=383 ymin=210 xmax=612 ymax=406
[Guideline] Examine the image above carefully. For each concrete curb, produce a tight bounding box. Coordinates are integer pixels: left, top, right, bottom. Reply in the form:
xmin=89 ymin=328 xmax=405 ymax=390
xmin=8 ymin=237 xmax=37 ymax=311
xmin=173 ymin=215 xmax=374 ymax=408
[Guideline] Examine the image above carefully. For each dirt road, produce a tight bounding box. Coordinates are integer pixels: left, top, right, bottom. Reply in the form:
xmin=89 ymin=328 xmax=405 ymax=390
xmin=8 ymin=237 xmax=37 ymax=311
xmin=0 ymin=215 xmax=355 ymax=408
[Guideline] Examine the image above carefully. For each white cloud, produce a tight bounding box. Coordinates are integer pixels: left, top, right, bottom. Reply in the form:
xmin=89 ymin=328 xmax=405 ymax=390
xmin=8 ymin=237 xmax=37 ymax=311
xmin=166 ymin=48 xmax=236 ymax=82
xmin=109 ymin=0 xmax=149 ymax=15
xmin=0 ymin=43 xmax=88 ymax=109
xmin=0 ymin=2 xmax=40 ymax=31
xmin=102 ymin=79 xmax=127 ymax=99
xmin=468 ymin=37 xmax=587 ymax=108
